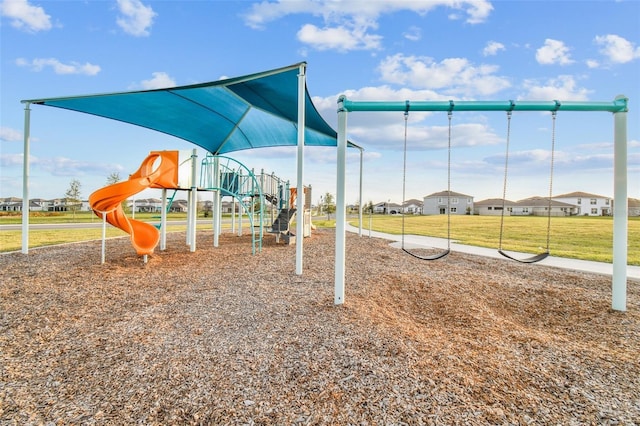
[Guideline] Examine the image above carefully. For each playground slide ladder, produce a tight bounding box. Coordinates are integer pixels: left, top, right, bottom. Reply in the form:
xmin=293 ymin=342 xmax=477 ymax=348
xmin=153 ymin=189 xmax=178 ymax=229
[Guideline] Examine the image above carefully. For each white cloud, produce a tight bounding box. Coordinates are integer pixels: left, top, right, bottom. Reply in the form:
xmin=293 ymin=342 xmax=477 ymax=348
xmin=521 ymin=75 xmax=591 ymax=101
xmin=243 ymin=0 xmax=493 ymax=29
xmin=297 ymin=23 xmax=382 ymax=51
xmin=139 ymin=72 xmax=176 ymax=90
xmin=377 ymin=54 xmax=511 ymax=97
xmin=16 ymin=57 xmax=101 ymax=75
xmin=0 ymin=126 xmax=23 ymax=142
xmin=586 ymin=59 xmax=600 ymax=69
xmin=242 ymin=0 xmax=492 ymax=51
xmin=403 ymin=26 xmax=421 ymax=42
xmin=0 ymin=152 xmax=123 ymax=177
xmin=594 ymin=34 xmax=640 ymax=64
xmin=0 ymin=153 xmax=23 ymax=167
xmin=482 ymin=41 xmax=505 ymax=56
xmin=536 ymin=39 xmax=574 ymax=65
xmin=0 ymin=0 xmax=52 ymax=32
xmin=116 ymin=0 xmax=156 ymax=37
xmin=313 ymin=86 xmax=501 ymax=152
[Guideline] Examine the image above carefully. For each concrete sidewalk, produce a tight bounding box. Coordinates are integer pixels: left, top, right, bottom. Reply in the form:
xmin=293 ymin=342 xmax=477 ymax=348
xmin=345 ymin=223 xmax=640 ymax=281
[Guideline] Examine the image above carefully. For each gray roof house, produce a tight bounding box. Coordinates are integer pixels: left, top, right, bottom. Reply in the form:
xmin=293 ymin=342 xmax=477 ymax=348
xmin=511 ymin=197 xmax=576 ymax=216
xmin=473 ymin=198 xmax=517 ymax=216
xmin=628 ymin=198 xmax=640 ymax=217
xmin=402 ymin=199 xmax=423 ymax=215
xmin=552 ymin=191 xmax=612 ymax=216
xmin=423 ymin=191 xmax=473 ymax=215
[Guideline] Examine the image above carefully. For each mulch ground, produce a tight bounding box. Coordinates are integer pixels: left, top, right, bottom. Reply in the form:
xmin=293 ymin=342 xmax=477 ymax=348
xmin=1 ymin=229 xmax=638 ymax=425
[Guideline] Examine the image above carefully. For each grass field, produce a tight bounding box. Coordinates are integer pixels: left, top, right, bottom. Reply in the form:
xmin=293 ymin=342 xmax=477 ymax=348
xmin=1 ymin=212 xmax=638 ymax=265
xmin=352 ymin=214 xmax=640 ymax=265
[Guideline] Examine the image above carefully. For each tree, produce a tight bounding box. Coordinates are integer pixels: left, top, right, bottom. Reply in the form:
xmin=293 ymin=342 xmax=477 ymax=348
xmin=65 ymin=179 xmax=82 ymax=219
xmin=323 ymin=192 xmax=335 ymax=218
xmin=366 ymin=201 xmax=374 ymax=214
xmin=106 ymin=172 xmax=121 ymax=185
xmin=105 ymin=171 xmax=127 ymax=212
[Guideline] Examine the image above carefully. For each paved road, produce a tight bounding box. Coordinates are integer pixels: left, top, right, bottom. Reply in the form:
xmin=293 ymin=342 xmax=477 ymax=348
xmin=346 ymin=223 xmax=640 ymax=281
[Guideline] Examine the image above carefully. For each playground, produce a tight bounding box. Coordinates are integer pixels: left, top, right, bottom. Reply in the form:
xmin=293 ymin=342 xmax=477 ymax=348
xmin=5 ymin=62 xmax=637 ymax=424
xmin=1 ymin=229 xmax=638 ymax=424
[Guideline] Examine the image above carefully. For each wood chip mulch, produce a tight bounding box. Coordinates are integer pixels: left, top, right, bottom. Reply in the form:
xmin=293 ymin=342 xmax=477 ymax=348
xmin=1 ymin=229 xmax=638 ymax=425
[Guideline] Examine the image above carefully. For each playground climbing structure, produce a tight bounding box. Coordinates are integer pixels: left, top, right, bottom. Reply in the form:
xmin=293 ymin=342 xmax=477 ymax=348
xmin=90 ymin=150 xmax=310 ymax=262
xmin=200 ymin=154 xmax=312 ymax=250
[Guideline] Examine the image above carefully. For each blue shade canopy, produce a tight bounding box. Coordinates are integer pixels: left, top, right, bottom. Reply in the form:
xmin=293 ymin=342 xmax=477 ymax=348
xmin=22 ymin=62 xmax=357 ymax=154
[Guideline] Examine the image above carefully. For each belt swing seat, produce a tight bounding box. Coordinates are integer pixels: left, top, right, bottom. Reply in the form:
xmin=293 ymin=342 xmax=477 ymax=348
xmin=401 ymin=102 xmax=452 ymax=261
xmin=498 ymin=104 xmax=558 ymax=264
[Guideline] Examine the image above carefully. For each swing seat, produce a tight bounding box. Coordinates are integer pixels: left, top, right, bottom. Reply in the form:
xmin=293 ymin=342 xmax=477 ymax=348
xmin=403 ymin=248 xmax=450 ymax=261
xmin=498 ymin=249 xmax=549 ymax=264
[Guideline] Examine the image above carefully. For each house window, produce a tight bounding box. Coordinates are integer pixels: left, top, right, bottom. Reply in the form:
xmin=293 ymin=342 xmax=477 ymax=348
xmin=523 ymin=208 xmax=529 ymax=213
xmin=488 ymin=206 xmax=493 ymax=210
xmin=450 ymin=207 xmax=457 ymax=213
xmin=438 ymin=197 xmax=443 ymax=204
xmin=605 ymin=199 xmax=610 ymax=205
xmin=590 ymin=198 xmax=597 ymax=205
xmin=467 ymin=198 xmax=472 ymax=204
xmin=591 ymin=208 xmax=598 ymax=214
xmin=577 ymin=198 xmax=582 ymax=204
xmin=452 ymin=198 xmax=459 ymax=204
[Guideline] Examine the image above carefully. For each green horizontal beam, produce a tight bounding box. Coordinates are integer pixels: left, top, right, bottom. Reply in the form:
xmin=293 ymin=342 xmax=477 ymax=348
xmin=339 ymin=96 xmax=628 ymax=113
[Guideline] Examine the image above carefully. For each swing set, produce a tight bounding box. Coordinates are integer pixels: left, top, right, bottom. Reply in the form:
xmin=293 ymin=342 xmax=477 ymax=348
xmin=335 ymin=95 xmax=629 ymax=311
xmin=401 ymin=101 xmax=558 ymax=263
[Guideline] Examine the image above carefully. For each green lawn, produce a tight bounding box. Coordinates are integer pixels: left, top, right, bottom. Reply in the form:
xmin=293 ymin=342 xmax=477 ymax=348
xmin=351 ymin=214 xmax=640 ymax=265
xmin=1 ymin=212 xmax=638 ymax=265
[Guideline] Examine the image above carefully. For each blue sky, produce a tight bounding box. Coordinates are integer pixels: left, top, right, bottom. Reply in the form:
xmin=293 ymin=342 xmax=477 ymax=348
xmin=1 ymin=0 xmax=639 ymax=206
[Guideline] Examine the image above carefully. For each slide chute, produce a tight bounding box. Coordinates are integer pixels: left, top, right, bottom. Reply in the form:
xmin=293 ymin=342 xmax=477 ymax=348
xmin=89 ymin=151 xmax=179 ymax=256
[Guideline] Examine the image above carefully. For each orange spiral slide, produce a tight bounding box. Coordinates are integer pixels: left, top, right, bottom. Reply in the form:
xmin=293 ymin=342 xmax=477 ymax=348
xmin=89 ymin=151 xmax=179 ymax=256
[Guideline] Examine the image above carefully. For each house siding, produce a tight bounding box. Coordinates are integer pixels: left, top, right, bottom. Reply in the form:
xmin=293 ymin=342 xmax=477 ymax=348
xmin=423 ymin=192 xmax=473 ymax=215
xmin=553 ymin=193 xmax=612 ymax=216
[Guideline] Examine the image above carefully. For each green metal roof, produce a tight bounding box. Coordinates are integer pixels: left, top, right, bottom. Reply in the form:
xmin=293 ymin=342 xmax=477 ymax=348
xmin=22 ymin=62 xmax=357 ymax=154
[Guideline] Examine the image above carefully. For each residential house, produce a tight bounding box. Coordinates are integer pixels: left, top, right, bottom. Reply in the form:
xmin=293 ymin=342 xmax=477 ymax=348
xmin=629 ymin=198 xmax=640 ymax=217
xmin=423 ymin=191 xmax=473 ymax=215
xmin=30 ymin=198 xmax=49 ymax=212
xmin=0 ymin=197 xmax=23 ymax=212
xmin=170 ymin=199 xmax=189 ymax=213
xmin=552 ymin=191 xmax=612 ymax=216
xmin=511 ymin=197 xmax=575 ymax=216
xmin=473 ymin=198 xmax=517 ymax=216
xmin=128 ymin=198 xmax=163 ymax=213
xmin=402 ymin=199 xmax=423 ymax=215
xmin=373 ymin=201 xmax=402 ymax=214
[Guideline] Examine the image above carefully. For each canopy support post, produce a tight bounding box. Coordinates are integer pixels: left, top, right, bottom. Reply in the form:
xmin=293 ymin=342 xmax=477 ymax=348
xmin=189 ymin=149 xmax=198 ymax=252
xmin=213 ymin=156 xmax=220 ymax=248
xmin=21 ymin=102 xmax=31 ymax=254
xmin=358 ymin=146 xmax=363 ymax=237
xmin=160 ymin=188 xmax=167 ymax=250
xmin=335 ymin=96 xmax=348 ymax=305
xmin=612 ymin=95 xmax=628 ymax=311
xmin=295 ymin=63 xmax=306 ymax=275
